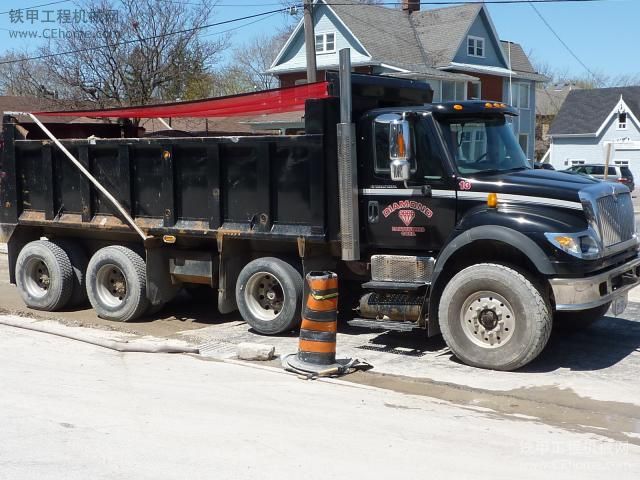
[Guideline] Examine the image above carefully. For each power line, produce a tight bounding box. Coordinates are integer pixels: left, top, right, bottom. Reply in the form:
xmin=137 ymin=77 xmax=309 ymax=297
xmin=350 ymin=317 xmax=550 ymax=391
xmin=0 ymin=1 xmax=72 ymax=15
xmin=527 ymin=1 xmax=600 ymax=81
xmin=0 ymin=7 xmax=289 ymax=66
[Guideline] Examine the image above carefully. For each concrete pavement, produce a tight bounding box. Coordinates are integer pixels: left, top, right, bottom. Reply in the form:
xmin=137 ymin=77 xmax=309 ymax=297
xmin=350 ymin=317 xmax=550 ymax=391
xmin=1 ymin=324 xmax=638 ymax=480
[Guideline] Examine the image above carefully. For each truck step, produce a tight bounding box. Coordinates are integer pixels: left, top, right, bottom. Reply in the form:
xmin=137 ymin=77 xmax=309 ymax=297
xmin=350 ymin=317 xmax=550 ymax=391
xmin=361 ymin=281 xmax=428 ymax=291
xmin=347 ymin=318 xmax=420 ymax=332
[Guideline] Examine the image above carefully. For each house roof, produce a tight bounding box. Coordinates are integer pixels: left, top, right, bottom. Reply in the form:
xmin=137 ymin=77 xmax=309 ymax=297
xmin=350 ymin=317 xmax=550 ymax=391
xmin=536 ymin=84 xmax=575 ymax=117
xmin=274 ymin=1 xmax=544 ymax=83
xmin=548 ymin=86 xmax=640 ymax=135
xmin=325 ymin=0 xmax=425 ymax=66
xmin=410 ymin=3 xmax=484 ymax=67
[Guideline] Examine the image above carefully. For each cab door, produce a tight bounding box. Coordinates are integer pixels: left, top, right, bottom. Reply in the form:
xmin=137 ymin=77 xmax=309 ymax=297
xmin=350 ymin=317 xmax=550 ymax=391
xmin=359 ymin=113 xmax=457 ymax=253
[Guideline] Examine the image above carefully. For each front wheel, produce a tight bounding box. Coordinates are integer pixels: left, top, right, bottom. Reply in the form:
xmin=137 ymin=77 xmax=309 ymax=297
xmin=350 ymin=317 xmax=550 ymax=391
xmin=236 ymin=257 xmax=303 ymax=335
xmin=438 ymin=264 xmax=552 ymax=371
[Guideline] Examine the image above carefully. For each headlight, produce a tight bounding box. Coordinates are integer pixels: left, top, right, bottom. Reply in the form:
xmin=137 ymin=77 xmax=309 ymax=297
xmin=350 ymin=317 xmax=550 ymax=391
xmin=545 ymin=230 xmax=601 ymax=259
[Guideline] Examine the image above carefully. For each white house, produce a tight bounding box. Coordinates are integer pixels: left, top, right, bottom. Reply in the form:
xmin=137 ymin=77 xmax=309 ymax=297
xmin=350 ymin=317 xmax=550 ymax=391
xmin=548 ymin=86 xmax=640 ymax=181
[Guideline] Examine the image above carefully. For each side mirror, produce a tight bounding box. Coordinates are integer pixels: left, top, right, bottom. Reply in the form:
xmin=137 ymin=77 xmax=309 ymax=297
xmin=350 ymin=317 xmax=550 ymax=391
xmin=389 ymin=119 xmax=412 ymax=182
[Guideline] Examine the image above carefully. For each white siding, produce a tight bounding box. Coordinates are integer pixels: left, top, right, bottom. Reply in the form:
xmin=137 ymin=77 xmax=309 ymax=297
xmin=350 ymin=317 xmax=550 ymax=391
xmin=270 ymin=4 xmax=371 ymax=73
xmin=550 ymin=110 xmax=640 ymax=181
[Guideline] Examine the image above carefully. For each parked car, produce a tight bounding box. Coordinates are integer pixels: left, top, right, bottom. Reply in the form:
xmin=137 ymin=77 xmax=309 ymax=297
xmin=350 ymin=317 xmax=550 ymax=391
xmin=564 ymin=164 xmax=635 ymax=192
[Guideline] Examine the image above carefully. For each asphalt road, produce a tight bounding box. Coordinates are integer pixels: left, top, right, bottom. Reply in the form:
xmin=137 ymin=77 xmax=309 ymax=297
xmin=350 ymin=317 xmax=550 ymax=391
xmin=1 ymin=325 xmax=638 ymax=480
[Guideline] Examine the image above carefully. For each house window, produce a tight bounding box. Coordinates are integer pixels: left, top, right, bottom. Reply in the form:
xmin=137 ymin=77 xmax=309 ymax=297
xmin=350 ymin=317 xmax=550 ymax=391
xmin=518 ymin=134 xmax=529 ymax=155
xmin=467 ymin=36 xmax=485 ymax=58
xmin=469 ymin=81 xmax=481 ymax=100
xmin=614 ymin=159 xmax=630 ymax=166
xmin=315 ymin=33 xmax=335 ymax=54
xmin=568 ymin=159 xmax=586 ymax=166
xmin=510 ymin=82 xmax=530 ymax=109
xmin=618 ymin=112 xmax=627 ymax=130
xmin=441 ymin=81 xmax=466 ymax=102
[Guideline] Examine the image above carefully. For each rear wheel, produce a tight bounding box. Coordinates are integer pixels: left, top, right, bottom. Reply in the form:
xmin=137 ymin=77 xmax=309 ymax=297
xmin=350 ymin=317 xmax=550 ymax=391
xmin=15 ymin=240 xmax=74 ymax=311
xmin=554 ymin=302 xmax=611 ymax=332
xmin=236 ymin=257 xmax=303 ymax=335
xmin=86 ymin=246 xmax=148 ymax=322
xmin=52 ymin=240 xmax=89 ymax=308
xmin=438 ymin=263 xmax=552 ymax=371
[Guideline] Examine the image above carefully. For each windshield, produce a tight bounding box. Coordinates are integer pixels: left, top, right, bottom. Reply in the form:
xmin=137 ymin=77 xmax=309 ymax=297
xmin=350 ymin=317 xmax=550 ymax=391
xmin=437 ymin=116 xmax=531 ymax=175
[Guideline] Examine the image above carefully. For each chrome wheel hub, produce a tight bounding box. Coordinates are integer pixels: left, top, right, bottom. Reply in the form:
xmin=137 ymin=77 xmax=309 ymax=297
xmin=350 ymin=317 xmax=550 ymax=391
xmin=96 ymin=264 xmax=127 ymax=308
xmin=244 ymin=272 xmax=285 ymax=321
xmin=461 ymin=292 xmax=516 ymax=348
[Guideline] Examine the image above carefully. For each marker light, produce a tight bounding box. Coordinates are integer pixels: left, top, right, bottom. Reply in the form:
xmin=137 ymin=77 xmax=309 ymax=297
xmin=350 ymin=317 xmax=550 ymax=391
xmin=163 ymin=235 xmax=177 ymax=244
xmin=453 ymin=104 xmax=463 ymax=110
xmin=487 ymin=193 xmax=498 ymax=208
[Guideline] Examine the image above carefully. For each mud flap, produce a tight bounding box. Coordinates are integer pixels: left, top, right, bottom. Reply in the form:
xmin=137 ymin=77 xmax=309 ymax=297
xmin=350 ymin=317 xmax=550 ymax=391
xmin=146 ymin=248 xmax=182 ymax=308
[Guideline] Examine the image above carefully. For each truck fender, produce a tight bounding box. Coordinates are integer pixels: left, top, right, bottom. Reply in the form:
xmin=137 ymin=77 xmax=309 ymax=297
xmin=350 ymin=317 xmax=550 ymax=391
xmin=426 ymin=226 xmax=554 ymax=337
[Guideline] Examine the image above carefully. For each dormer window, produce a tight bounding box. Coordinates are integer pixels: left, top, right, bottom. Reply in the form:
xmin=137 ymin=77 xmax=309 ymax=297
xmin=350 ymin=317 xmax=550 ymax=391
xmin=618 ymin=112 xmax=627 ymax=130
xmin=467 ymin=36 xmax=485 ymax=58
xmin=315 ymin=33 xmax=336 ymax=54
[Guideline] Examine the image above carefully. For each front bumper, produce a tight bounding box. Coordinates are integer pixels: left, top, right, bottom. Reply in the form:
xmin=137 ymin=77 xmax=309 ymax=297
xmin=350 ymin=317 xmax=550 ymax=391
xmin=550 ymin=256 xmax=640 ymax=311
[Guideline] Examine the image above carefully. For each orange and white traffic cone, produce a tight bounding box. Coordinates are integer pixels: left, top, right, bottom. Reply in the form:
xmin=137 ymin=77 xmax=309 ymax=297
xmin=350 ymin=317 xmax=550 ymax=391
xmin=283 ymin=271 xmax=351 ymax=377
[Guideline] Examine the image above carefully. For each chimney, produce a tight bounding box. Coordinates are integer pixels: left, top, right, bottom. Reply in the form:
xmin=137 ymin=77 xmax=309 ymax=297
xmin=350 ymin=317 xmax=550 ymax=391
xmin=402 ymin=0 xmax=420 ymax=14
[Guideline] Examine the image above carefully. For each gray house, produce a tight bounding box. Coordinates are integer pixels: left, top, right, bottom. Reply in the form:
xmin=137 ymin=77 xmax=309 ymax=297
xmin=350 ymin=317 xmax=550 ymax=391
xmin=267 ymin=0 xmax=547 ymax=158
xmin=548 ymin=87 xmax=640 ymax=180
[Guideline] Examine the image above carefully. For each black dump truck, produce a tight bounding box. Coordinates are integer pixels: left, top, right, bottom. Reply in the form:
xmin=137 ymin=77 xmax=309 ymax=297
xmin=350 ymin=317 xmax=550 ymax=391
xmin=1 ymin=51 xmax=638 ymax=370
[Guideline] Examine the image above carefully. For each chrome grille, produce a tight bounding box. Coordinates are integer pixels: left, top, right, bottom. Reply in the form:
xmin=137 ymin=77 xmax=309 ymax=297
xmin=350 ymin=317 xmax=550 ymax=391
xmin=596 ymin=192 xmax=635 ymax=247
xmin=371 ymin=255 xmax=435 ymax=283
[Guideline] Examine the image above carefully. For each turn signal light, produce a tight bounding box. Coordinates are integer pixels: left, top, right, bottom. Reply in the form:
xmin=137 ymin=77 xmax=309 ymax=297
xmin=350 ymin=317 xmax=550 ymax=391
xmin=453 ymin=104 xmax=463 ymax=110
xmin=163 ymin=235 xmax=177 ymax=244
xmin=487 ymin=193 xmax=498 ymax=208
xmin=485 ymin=102 xmax=494 ymax=108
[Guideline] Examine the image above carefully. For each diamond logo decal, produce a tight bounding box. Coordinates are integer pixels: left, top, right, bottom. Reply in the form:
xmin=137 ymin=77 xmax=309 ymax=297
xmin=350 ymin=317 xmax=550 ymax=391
xmin=398 ymin=209 xmax=415 ymax=226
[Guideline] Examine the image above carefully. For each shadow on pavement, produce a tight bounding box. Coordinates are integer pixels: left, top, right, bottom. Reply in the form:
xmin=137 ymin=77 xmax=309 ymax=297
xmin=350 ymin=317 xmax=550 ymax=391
xmin=522 ymin=315 xmax=640 ymax=372
xmin=341 ymin=325 xmax=447 ymax=357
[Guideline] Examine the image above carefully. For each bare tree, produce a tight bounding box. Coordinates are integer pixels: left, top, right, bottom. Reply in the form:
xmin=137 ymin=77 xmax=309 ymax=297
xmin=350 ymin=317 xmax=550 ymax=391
xmin=41 ymin=0 xmax=228 ymax=107
xmin=0 ymin=51 xmax=63 ymax=98
xmin=231 ymin=33 xmax=287 ymax=91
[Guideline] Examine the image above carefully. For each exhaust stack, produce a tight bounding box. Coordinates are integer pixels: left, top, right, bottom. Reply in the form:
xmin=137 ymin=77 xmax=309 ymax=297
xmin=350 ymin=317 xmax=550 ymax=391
xmin=336 ymin=48 xmax=360 ymax=261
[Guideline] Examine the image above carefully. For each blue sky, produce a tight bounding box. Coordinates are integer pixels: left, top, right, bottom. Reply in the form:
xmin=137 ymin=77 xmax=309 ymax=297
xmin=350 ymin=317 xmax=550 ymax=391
xmin=0 ymin=0 xmax=637 ymax=78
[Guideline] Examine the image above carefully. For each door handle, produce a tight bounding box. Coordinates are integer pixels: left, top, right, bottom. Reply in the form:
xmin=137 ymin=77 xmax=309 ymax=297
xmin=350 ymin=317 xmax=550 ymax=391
xmin=421 ymin=185 xmax=432 ymax=198
xmin=368 ymin=201 xmax=379 ymax=224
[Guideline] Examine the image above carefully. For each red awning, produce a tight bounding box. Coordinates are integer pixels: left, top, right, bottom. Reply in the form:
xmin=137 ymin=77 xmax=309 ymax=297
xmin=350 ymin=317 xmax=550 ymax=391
xmin=34 ymin=82 xmax=330 ymax=118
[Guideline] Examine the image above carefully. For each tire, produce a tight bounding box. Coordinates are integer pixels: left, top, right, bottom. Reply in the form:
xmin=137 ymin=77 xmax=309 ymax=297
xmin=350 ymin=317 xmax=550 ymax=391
xmin=15 ymin=240 xmax=74 ymax=311
xmin=52 ymin=240 xmax=89 ymax=308
xmin=554 ymin=302 xmax=611 ymax=332
xmin=86 ymin=246 xmax=149 ymax=322
xmin=438 ymin=263 xmax=552 ymax=371
xmin=236 ymin=257 xmax=303 ymax=335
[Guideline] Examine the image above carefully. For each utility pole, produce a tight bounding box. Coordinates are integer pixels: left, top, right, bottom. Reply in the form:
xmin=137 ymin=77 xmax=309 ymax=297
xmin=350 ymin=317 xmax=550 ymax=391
xmin=303 ymin=0 xmax=317 ymax=83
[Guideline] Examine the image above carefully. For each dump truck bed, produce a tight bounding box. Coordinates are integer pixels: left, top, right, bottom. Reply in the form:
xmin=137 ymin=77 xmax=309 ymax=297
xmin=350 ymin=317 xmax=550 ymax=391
xmin=0 ymin=100 xmax=339 ymax=244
